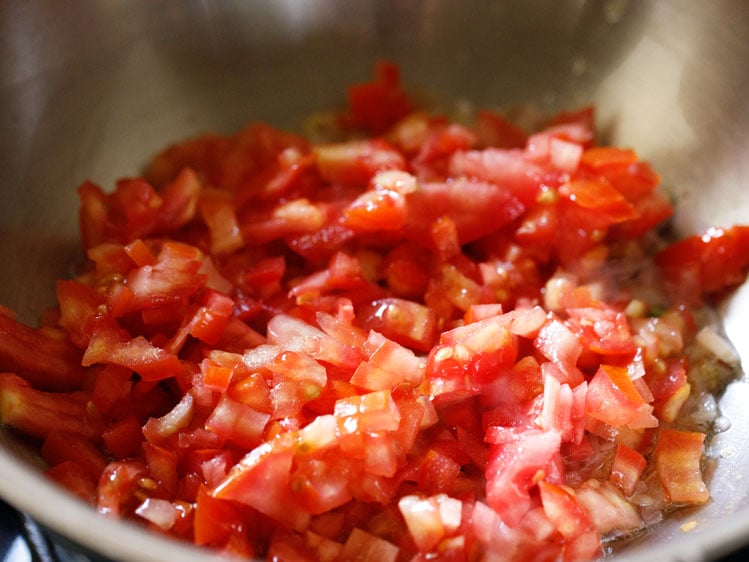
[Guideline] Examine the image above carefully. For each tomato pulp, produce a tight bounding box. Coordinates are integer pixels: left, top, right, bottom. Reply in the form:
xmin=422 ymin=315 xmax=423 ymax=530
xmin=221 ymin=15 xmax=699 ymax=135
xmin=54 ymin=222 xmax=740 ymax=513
xmin=1 ymin=61 xmax=748 ymax=561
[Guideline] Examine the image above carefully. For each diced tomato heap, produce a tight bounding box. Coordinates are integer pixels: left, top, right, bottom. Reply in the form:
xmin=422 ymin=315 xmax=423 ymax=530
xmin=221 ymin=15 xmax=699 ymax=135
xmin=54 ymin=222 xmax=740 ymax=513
xmin=1 ymin=62 xmax=748 ymax=561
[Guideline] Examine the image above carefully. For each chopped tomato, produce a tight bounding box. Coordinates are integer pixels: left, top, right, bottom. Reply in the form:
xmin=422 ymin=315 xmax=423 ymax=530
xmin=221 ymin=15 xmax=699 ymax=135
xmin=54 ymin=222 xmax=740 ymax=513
xmin=657 ymin=225 xmax=749 ymax=302
xmin=475 ymin=109 xmax=529 ymax=149
xmin=654 ymin=429 xmax=710 ymax=504
xmin=585 ymin=365 xmax=657 ymax=430
xmin=345 ymin=59 xmax=413 ymax=135
xmin=609 ymin=443 xmax=647 ymax=496
xmin=0 ymin=312 xmax=83 ymax=391
xmin=0 ymin=61 xmax=743 ymax=562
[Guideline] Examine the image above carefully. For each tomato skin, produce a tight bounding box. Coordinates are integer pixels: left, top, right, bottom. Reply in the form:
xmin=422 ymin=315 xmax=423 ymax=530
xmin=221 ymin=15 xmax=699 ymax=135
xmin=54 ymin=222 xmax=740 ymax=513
xmin=657 ymin=225 xmax=749 ymax=302
xmin=427 ymin=315 xmax=518 ymax=392
xmin=82 ymin=315 xmax=183 ymax=382
xmin=609 ymin=443 xmax=647 ymax=496
xmin=339 ymin=527 xmax=399 ymax=562
xmin=475 ymin=109 xmax=529 ymax=149
xmin=315 ymin=139 xmax=407 ymax=187
xmin=345 ymin=59 xmax=412 ymax=136
xmin=45 ymin=460 xmax=98 ymax=504
xmin=343 ymin=188 xmax=407 ymax=232
xmin=403 ymin=180 xmax=525 ymax=250
xmin=538 ymin=480 xmax=602 ymax=562
xmin=102 ymin=415 xmax=143 ymax=458
xmin=585 ymin=365 xmax=657 ymax=430
xmin=212 ymin=434 xmax=312 ymax=531
xmin=654 ymin=429 xmax=709 ymax=504
xmin=0 ymin=311 xmax=84 ymax=391
xmin=0 ymin=373 xmax=101 ymax=440
xmin=198 ymin=189 xmax=244 ymax=256
xmin=566 ymin=307 xmax=637 ymax=358
xmin=350 ymin=334 xmax=425 ymax=390
xmin=205 ymin=394 xmax=270 ymax=449
xmin=485 ymin=429 xmax=564 ymax=524
xmin=41 ymin=430 xmax=107 ymax=482
xmin=534 ymin=318 xmax=584 ymax=387
xmin=97 ymin=460 xmax=148 ymax=517
xmin=356 ymin=298 xmax=438 ymax=353
xmin=398 ymin=493 xmax=462 ymax=552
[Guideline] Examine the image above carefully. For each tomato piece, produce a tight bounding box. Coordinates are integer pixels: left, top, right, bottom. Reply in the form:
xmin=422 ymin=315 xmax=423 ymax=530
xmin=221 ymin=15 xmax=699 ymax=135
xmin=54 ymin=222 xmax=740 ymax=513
xmin=157 ymin=167 xmax=202 ymax=231
xmin=345 ymin=59 xmax=413 ymax=135
xmin=143 ymin=441 xmax=179 ymax=498
xmin=56 ymin=280 xmax=102 ymax=349
xmin=404 ymin=179 xmax=525 ymax=251
xmin=559 ymin=177 xmax=638 ymax=224
xmin=412 ymin=123 xmax=477 ymax=180
xmin=356 ymin=298 xmax=438 ymax=353
xmin=415 ymin=445 xmax=465 ymax=497
xmin=566 ymin=307 xmax=637 ymax=357
xmin=205 ymin=395 xmax=270 ymax=449
xmin=657 ymin=225 xmax=749 ymax=301
xmin=350 ymin=332 xmax=425 ymax=390
xmin=585 ymin=365 xmax=657 ymax=430
xmin=102 ymin=415 xmax=143 ymax=458
xmin=580 ymin=146 xmax=638 ymax=170
xmin=334 ymin=390 xmax=401 ymax=433
xmin=286 ymin=223 xmax=357 ymax=264
xmin=427 ymin=314 xmax=518 ymax=392
xmin=644 ymin=358 xmax=691 ymax=423
xmin=339 ymin=527 xmax=399 ymax=562
xmin=611 ymin=189 xmax=673 ymax=240
xmin=242 ymin=198 xmax=327 ymax=244
xmin=78 ymin=180 xmax=112 ymax=249
xmin=448 ymin=148 xmax=551 ymax=208
xmin=654 ymin=429 xmax=709 ymax=504
xmin=45 ymin=460 xmax=98 ymax=503
xmin=305 ymin=530 xmax=344 ymax=562
xmin=609 ymin=443 xmax=647 ymax=496
xmin=485 ymin=429 xmax=563 ymax=527
xmin=82 ymin=315 xmax=182 ymax=381
xmin=123 ymin=241 xmax=205 ymax=313
xmin=198 ymin=189 xmax=244 ymax=256
xmin=194 ymin=485 xmax=257 ymax=549
xmin=538 ymin=481 xmax=602 ymax=562
xmin=291 ymin=453 xmax=357 ymax=514
xmin=343 ymin=172 xmax=414 ymax=231
xmin=97 ymin=460 xmax=147 ymax=517
xmin=540 ymin=375 xmax=587 ymax=445
xmin=134 ymin=497 xmax=181 ymax=531
xmin=0 ymin=373 xmax=100 ymax=440
xmin=534 ymin=317 xmax=584 ymax=387
xmin=399 ymin=493 xmax=462 ymax=552
xmin=168 ymin=289 xmax=235 ymax=353
xmin=227 ymin=365 xmax=271 ymax=411
xmin=0 ymin=312 xmax=83 ymax=391
xmin=213 ymin=433 xmax=311 ymax=530
xmin=315 ymin=139 xmax=407 ymax=187
xmin=41 ymin=430 xmax=107 ymax=482
xmin=266 ymin=313 xmax=361 ymax=370
xmin=142 ymin=393 xmax=194 ymax=444
xmin=89 ymin=364 xmax=133 ymax=416
xmin=575 ymin=479 xmax=642 ymax=535
xmin=475 ymin=109 xmax=528 ymax=149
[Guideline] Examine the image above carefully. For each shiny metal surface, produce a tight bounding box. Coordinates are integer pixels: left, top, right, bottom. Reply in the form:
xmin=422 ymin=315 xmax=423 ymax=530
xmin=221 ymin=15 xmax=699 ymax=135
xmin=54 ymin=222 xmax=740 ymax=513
xmin=1 ymin=1 xmax=748 ymax=560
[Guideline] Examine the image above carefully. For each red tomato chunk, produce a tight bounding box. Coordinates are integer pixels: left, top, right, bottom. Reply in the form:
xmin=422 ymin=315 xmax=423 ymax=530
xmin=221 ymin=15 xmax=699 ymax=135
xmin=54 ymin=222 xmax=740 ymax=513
xmin=1 ymin=62 xmax=747 ymax=561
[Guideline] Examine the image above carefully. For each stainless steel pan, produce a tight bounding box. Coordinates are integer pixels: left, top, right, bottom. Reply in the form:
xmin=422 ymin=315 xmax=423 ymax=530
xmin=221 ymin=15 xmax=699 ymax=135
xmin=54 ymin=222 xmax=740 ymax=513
xmin=1 ymin=1 xmax=748 ymax=560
